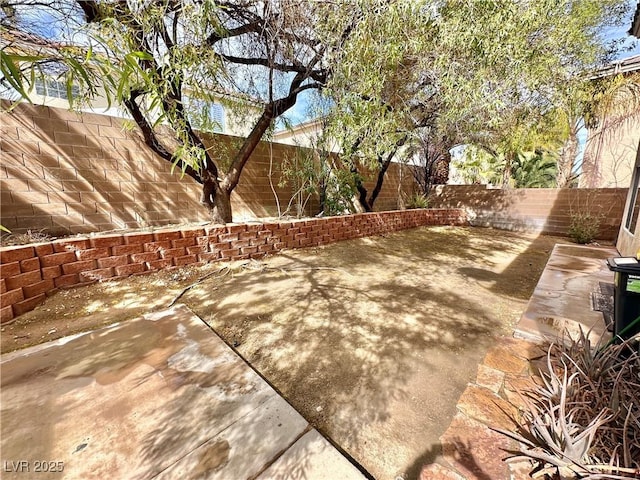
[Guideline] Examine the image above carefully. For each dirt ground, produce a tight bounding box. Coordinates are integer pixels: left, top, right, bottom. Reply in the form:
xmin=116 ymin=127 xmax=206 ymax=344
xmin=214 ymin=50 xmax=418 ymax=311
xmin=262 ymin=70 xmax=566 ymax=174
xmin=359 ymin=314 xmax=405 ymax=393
xmin=1 ymin=226 xmax=568 ymax=479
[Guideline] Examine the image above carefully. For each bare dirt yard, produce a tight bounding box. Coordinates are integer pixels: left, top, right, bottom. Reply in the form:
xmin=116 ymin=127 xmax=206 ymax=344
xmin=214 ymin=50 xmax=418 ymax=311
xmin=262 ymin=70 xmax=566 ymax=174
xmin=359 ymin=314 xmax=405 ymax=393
xmin=1 ymin=226 xmax=568 ymax=479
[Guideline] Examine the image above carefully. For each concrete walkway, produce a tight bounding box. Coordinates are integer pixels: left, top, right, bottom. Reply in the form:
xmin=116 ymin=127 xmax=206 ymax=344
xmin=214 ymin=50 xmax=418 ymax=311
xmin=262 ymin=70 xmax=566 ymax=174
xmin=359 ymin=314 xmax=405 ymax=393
xmin=0 ymin=305 xmax=366 ymax=480
xmin=514 ymin=243 xmax=617 ymax=344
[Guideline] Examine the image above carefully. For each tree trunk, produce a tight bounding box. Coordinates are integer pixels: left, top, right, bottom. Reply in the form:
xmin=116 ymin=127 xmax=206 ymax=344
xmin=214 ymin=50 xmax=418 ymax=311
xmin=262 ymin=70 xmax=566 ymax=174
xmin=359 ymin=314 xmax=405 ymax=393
xmin=501 ymin=152 xmax=514 ymax=188
xmin=209 ymin=185 xmax=232 ymax=224
xmin=557 ymin=126 xmax=578 ymax=188
xmin=369 ymin=150 xmax=396 ymax=209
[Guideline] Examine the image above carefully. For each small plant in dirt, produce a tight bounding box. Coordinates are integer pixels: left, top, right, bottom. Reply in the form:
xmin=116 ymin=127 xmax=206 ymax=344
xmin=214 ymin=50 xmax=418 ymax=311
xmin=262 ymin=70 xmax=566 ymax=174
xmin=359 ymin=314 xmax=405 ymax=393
xmin=405 ymin=193 xmax=430 ymax=209
xmin=1 ymin=229 xmax=54 ymax=246
xmin=568 ymin=213 xmax=603 ymax=244
xmin=495 ymin=330 xmax=640 ymax=479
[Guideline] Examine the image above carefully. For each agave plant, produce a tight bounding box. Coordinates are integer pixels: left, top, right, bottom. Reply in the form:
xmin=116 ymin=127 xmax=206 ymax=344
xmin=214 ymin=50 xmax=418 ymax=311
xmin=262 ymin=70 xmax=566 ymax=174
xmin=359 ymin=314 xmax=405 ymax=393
xmin=494 ymin=329 xmax=640 ymax=479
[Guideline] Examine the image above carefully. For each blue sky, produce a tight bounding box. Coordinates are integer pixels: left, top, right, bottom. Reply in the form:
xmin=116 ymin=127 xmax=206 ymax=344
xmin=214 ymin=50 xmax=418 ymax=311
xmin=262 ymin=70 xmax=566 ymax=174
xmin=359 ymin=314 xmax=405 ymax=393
xmin=605 ymin=0 xmax=640 ymax=58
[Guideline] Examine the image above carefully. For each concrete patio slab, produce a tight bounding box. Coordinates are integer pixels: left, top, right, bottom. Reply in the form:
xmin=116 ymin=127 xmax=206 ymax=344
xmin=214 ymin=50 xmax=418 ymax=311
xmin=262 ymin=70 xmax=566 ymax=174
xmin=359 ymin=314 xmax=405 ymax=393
xmin=515 ymin=243 xmax=617 ymax=344
xmin=255 ymin=430 xmax=366 ymax=480
xmin=0 ymin=305 xmax=366 ymax=479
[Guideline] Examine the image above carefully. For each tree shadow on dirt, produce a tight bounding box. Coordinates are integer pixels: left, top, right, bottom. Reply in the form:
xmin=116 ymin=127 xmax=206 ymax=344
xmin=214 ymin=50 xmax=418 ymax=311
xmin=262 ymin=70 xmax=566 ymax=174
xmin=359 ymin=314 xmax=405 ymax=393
xmin=180 ymin=226 xmax=546 ymax=478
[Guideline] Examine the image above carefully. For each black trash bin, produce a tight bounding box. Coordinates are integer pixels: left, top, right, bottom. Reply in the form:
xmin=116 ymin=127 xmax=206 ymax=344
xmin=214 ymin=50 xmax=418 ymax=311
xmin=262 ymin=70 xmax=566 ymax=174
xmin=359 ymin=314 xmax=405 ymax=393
xmin=606 ymin=257 xmax=640 ymax=341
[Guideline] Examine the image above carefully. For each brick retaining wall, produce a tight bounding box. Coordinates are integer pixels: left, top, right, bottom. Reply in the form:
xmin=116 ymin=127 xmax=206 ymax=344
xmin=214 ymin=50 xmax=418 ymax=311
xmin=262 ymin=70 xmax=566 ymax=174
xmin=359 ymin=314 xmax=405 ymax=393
xmin=0 ymin=208 xmax=466 ymax=322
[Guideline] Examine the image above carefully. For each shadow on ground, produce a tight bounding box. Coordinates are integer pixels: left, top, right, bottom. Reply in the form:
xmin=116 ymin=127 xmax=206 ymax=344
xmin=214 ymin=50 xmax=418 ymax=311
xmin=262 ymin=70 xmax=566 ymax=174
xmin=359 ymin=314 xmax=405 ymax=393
xmin=2 ymin=226 xmax=563 ymax=480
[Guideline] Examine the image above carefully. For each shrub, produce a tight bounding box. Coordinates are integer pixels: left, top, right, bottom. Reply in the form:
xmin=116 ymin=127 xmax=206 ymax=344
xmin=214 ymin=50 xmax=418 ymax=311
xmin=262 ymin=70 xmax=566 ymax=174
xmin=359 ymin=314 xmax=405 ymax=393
xmin=495 ymin=331 xmax=640 ymax=479
xmin=405 ymin=193 xmax=430 ymax=209
xmin=568 ymin=213 xmax=602 ymax=244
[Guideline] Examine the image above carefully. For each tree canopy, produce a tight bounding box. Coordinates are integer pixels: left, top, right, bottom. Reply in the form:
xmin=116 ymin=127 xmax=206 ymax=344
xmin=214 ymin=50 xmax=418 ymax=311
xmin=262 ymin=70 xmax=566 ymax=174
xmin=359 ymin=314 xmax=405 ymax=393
xmin=1 ymin=0 xmax=636 ymax=222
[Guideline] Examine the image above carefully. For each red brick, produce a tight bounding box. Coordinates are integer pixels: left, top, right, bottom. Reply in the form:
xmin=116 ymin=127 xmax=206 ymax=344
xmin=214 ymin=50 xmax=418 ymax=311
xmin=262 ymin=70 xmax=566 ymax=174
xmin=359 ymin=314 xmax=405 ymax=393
xmin=0 ymin=278 xmax=5 ymax=294
xmin=19 ymin=257 xmax=41 ymax=272
xmin=209 ymin=242 xmax=231 ymax=253
xmin=62 ymin=260 xmax=96 ymax=275
xmin=1 ymin=305 xmax=13 ymax=323
xmin=23 ymin=279 xmax=55 ymax=298
xmin=34 ymin=243 xmax=54 ymax=256
xmin=1 ymin=288 xmax=24 ymax=308
xmin=231 ymin=240 xmax=251 ymax=249
xmin=219 ymin=248 xmax=240 ymax=258
xmin=171 ymin=237 xmax=196 ymax=248
xmin=79 ymin=268 xmax=114 ymax=282
xmin=144 ymin=241 xmax=171 ymax=253
xmin=1 ymin=261 xmax=21 ymax=279
xmin=53 ymin=239 xmax=90 ymax=252
xmin=42 ymin=265 xmax=62 ymax=279
xmin=54 ymin=273 xmax=80 ymax=288
xmin=124 ymin=233 xmax=154 ymax=244
xmin=6 ymin=270 xmax=42 ymax=290
xmin=204 ymin=226 xmax=226 ymax=236
xmin=111 ymin=244 xmax=143 ymax=256
xmin=239 ymin=231 xmax=259 ymax=241
xmin=218 ymin=233 xmax=239 ymax=243
xmin=114 ymin=263 xmax=145 ymax=276
xmin=250 ymin=252 xmax=266 ymax=260
xmin=174 ymin=255 xmax=198 ymax=266
xmin=226 ymin=224 xmax=246 ymax=233
xmin=153 ymin=231 xmax=181 ymax=241
xmin=250 ymin=238 xmax=267 ymax=247
xmin=12 ymin=293 xmax=45 ymax=316
xmin=198 ymin=253 xmax=219 ymax=262
xmin=76 ymin=247 xmax=110 ymax=261
xmin=196 ymin=235 xmax=218 ymax=246
xmin=258 ymin=244 xmax=275 ymax=253
xmin=160 ymin=247 xmax=185 ymax=259
xmin=146 ymin=259 xmax=173 ymax=270
xmin=97 ymin=255 xmax=129 ymax=268
xmin=181 ymin=228 xmax=206 ymax=238
xmin=286 ymin=239 xmax=300 ymax=249
xmin=240 ymin=246 xmax=258 ymax=255
xmin=0 ymin=246 xmax=35 ymax=263
xmin=131 ymin=252 xmax=159 ymax=263
xmin=186 ymin=245 xmax=207 ymax=255
xmin=90 ymin=235 xmax=124 ymax=248
xmin=40 ymin=251 xmax=76 ymax=267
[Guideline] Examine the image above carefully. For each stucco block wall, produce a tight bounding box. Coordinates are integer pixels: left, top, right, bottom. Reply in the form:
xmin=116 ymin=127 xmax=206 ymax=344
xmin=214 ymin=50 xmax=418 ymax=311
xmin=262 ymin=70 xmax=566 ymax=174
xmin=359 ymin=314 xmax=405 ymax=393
xmin=429 ymin=185 xmax=627 ymax=240
xmin=1 ymin=102 xmax=415 ymax=236
xmin=580 ymin=118 xmax=640 ymax=188
xmin=0 ymin=102 xmax=315 ymax=234
xmin=0 ymin=208 xmax=466 ymax=322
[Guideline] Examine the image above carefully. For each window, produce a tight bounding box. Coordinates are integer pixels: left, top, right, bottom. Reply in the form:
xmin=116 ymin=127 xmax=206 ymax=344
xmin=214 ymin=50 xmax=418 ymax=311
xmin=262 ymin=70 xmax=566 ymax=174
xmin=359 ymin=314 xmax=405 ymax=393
xmin=34 ymin=79 xmax=79 ymax=100
xmin=185 ymin=97 xmax=225 ymax=133
xmin=625 ymin=166 xmax=640 ymax=233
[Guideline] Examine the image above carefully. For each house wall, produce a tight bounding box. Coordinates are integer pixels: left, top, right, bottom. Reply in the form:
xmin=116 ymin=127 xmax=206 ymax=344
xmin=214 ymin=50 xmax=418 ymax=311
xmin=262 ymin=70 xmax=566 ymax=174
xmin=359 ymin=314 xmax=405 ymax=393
xmin=580 ymin=116 xmax=640 ymax=188
xmin=0 ymin=208 xmax=466 ymax=322
xmin=616 ymin=139 xmax=640 ymax=257
xmin=429 ymin=185 xmax=627 ymax=240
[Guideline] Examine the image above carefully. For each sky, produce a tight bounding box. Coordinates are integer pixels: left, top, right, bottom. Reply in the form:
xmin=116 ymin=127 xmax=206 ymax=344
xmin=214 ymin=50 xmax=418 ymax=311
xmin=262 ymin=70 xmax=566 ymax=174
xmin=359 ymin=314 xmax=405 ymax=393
xmin=605 ymin=0 xmax=640 ymax=59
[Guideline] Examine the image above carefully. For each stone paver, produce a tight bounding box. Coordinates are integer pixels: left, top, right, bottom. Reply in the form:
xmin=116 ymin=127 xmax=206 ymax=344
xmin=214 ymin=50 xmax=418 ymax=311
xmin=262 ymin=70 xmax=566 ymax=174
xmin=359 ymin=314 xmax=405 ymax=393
xmin=0 ymin=305 xmax=365 ymax=480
